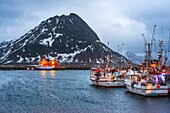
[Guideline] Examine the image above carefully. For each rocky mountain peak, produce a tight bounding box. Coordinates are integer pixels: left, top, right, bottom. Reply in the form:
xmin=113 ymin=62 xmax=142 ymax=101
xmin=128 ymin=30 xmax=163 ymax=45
xmin=0 ymin=13 xmax=130 ymax=67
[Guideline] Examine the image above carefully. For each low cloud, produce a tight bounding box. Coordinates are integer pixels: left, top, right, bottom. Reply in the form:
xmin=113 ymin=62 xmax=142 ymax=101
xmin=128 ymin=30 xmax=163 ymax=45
xmin=0 ymin=0 xmax=170 ymax=54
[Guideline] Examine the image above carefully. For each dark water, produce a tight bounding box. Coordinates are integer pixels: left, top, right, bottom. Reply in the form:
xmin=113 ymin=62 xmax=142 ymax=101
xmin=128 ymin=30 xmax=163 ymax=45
xmin=0 ymin=70 xmax=170 ymax=113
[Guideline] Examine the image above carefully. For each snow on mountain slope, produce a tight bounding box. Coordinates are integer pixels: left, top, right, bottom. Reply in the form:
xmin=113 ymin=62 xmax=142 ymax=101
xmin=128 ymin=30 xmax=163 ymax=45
xmin=0 ymin=13 xmax=130 ymax=66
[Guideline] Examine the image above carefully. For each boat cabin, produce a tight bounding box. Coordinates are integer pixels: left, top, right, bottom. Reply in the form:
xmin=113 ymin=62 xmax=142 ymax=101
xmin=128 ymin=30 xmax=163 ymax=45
xmin=39 ymin=59 xmax=59 ymax=68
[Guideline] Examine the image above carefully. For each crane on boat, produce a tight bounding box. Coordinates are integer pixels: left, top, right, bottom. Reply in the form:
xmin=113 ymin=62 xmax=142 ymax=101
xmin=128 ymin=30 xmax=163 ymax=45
xmin=141 ymin=25 xmax=157 ymax=70
xmin=151 ymin=25 xmax=156 ymax=52
xmin=142 ymin=34 xmax=147 ymax=52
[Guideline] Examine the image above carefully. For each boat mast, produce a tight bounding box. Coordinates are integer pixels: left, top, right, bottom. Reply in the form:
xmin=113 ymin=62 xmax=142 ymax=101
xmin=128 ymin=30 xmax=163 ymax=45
xmin=106 ymin=42 xmax=110 ymax=68
xmin=164 ymin=51 xmax=167 ymax=66
xmin=166 ymin=29 xmax=170 ymax=66
xmin=143 ymin=25 xmax=156 ymax=73
xmin=158 ymin=40 xmax=163 ymax=71
xmin=151 ymin=25 xmax=156 ymax=53
xmin=142 ymin=34 xmax=147 ymax=62
xmin=146 ymin=42 xmax=152 ymax=73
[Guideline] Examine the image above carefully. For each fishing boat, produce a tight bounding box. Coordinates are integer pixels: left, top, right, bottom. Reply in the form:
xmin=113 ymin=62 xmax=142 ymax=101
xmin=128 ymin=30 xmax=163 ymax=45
xmin=124 ymin=26 xmax=170 ymax=96
xmin=124 ymin=71 xmax=170 ymax=96
xmin=36 ymin=58 xmax=59 ymax=70
xmin=90 ymin=42 xmax=127 ymax=88
xmin=90 ymin=67 xmax=126 ymax=88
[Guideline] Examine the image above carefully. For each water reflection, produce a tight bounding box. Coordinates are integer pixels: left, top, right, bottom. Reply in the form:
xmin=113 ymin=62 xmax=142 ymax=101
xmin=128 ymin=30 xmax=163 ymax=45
xmin=41 ymin=70 xmax=46 ymax=78
xmin=50 ymin=70 xmax=56 ymax=77
xmin=40 ymin=70 xmax=56 ymax=77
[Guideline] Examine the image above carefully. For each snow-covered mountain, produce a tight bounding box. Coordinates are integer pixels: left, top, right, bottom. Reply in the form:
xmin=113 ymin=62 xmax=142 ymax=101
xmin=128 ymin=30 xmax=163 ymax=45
xmin=124 ymin=51 xmax=144 ymax=64
xmin=0 ymin=40 xmax=13 ymax=48
xmin=0 ymin=13 xmax=130 ymax=66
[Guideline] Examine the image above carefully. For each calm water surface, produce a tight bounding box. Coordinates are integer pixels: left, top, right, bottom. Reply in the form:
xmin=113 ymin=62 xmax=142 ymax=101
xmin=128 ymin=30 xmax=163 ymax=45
xmin=0 ymin=70 xmax=170 ymax=113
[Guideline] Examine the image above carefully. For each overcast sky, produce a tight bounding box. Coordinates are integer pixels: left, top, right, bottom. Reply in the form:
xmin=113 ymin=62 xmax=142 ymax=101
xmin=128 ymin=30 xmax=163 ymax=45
xmin=1 ymin=0 xmax=170 ymax=55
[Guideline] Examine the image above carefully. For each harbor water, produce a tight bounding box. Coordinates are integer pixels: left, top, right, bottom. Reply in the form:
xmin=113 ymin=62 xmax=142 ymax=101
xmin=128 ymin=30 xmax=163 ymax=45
xmin=0 ymin=70 xmax=170 ymax=113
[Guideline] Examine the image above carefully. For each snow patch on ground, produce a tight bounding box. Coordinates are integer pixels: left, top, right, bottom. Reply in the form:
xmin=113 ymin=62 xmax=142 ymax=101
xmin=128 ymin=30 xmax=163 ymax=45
xmin=0 ymin=49 xmax=11 ymax=60
xmin=17 ymin=56 xmax=24 ymax=63
xmin=40 ymin=36 xmax=53 ymax=46
xmin=47 ymin=19 xmax=51 ymax=23
xmin=4 ymin=60 xmax=12 ymax=64
xmin=57 ymin=45 xmax=91 ymax=63
xmin=39 ymin=33 xmax=63 ymax=46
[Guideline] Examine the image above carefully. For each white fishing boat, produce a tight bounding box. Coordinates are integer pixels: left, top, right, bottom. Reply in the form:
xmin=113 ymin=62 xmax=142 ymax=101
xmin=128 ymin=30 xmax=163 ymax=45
xmin=90 ymin=68 xmax=125 ymax=88
xmin=124 ymin=28 xmax=170 ymax=96
xmin=124 ymin=72 xmax=170 ymax=96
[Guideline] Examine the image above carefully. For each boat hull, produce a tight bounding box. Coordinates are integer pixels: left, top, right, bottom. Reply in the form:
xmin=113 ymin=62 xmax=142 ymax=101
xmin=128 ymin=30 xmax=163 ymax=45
xmin=36 ymin=67 xmax=54 ymax=70
xmin=90 ymin=75 xmax=125 ymax=88
xmin=91 ymin=80 xmax=125 ymax=88
xmin=124 ymin=79 xmax=168 ymax=96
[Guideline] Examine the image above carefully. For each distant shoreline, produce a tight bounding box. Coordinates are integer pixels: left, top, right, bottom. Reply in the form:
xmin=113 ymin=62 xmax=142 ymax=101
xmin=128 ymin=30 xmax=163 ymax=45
xmin=0 ymin=64 xmax=91 ymax=70
xmin=0 ymin=63 xmax=136 ymax=70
